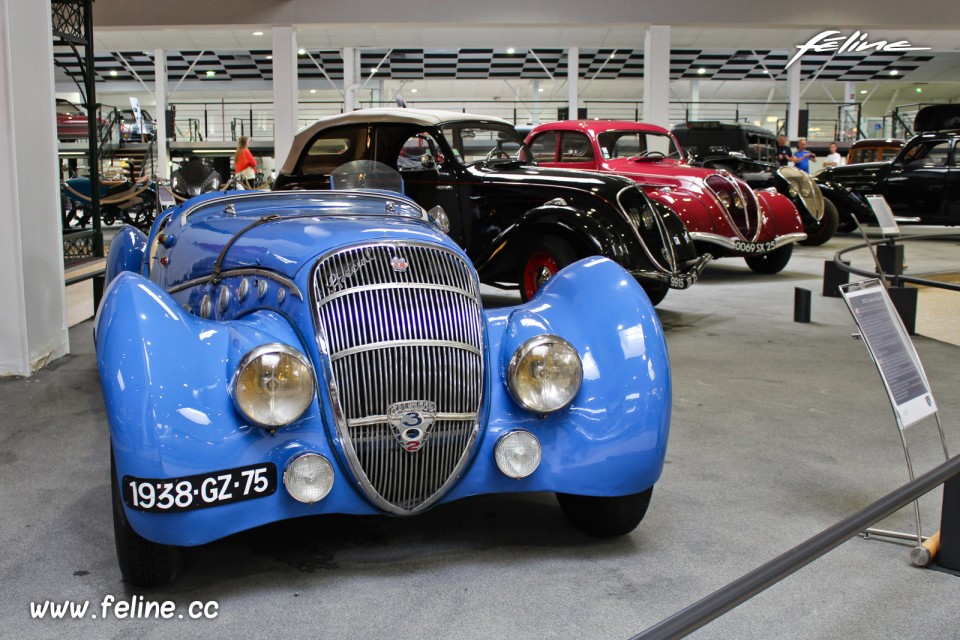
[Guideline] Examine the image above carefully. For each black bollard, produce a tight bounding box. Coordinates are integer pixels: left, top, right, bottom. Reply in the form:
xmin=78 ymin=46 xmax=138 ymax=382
xmin=822 ymin=259 xmax=850 ymax=298
xmin=937 ymin=473 xmax=960 ymax=572
xmin=794 ymin=287 xmax=811 ymax=323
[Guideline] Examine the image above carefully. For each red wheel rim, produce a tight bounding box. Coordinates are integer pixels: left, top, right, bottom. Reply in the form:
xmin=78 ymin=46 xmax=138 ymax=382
xmin=522 ymin=251 xmax=560 ymax=299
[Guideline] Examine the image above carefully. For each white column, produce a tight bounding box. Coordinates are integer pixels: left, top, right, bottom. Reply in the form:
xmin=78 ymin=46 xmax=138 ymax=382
xmin=343 ymin=47 xmax=357 ymax=112
xmin=154 ymin=49 xmax=169 ymax=179
xmin=787 ymin=60 xmax=800 ymax=141
xmin=567 ymin=46 xmax=579 ymax=119
xmin=531 ymin=79 xmax=541 ymax=125
xmin=0 ymin=0 xmax=68 ymax=375
xmin=843 ymin=80 xmax=857 ymax=140
xmin=689 ymin=79 xmax=700 ymax=121
xmin=272 ymin=26 xmax=298 ymax=162
xmin=642 ymin=25 xmax=671 ymax=127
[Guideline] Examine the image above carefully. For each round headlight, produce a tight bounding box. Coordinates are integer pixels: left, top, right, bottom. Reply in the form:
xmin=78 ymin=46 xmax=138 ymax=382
xmin=427 ymin=205 xmax=451 ymax=234
xmin=495 ymin=430 xmax=542 ymax=479
xmin=232 ymin=343 xmax=315 ymax=427
xmin=732 ymin=194 xmax=744 ymax=209
xmin=716 ymin=191 xmax=732 ymax=208
xmin=284 ymin=453 xmax=334 ymax=503
xmin=507 ymin=335 xmax=583 ymax=413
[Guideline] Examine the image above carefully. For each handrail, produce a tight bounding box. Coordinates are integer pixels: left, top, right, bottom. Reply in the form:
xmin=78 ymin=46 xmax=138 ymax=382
xmin=630 ymin=453 xmax=960 ymax=640
xmin=834 ymin=233 xmax=960 ymax=292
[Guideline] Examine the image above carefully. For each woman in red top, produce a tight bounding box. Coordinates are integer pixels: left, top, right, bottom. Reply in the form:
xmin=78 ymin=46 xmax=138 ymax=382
xmin=234 ymin=136 xmax=257 ymax=182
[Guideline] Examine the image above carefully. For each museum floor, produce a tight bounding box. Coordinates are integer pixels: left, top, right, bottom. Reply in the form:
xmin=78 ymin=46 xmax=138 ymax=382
xmin=3 ymin=229 xmax=960 ymax=639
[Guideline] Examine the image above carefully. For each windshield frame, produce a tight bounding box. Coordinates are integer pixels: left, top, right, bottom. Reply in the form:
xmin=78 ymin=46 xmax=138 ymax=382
xmin=439 ymin=121 xmax=535 ymax=167
xmin=596 ymin=130 xmax=685 ymax=161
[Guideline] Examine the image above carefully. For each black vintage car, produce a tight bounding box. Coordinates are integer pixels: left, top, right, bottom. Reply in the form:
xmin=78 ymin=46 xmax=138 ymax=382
xmin=818 ymin=105 xmax=960 ymax=229
xmin=274 ymin=109 xmax=709 ymax=303
xmin=672 ymin=121 xmax=838 ymax=245
xmin=817 ymin=130 xmax=960 ymax=227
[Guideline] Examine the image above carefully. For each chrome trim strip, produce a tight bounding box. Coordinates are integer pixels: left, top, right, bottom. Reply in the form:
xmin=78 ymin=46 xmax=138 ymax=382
xmin=615 ymin=185 xmax=679 ymax=275
xmin=318 ymin=281 xmax=475 ymax=307
xmin=348 ymin=412 xmax=479 ymax=428
xmin=330 ymin=339 xmax=483 ymax=362
xmin=689 ymin=231 xmax=808 ymax=251
xmin=167 ymin=268 xmax=304 ymax=300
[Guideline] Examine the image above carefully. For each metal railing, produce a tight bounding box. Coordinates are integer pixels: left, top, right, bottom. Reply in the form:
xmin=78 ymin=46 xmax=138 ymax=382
xmin=631 ymin=453 xmax=960 ymax=640
xmin=166 ymin=98 xmax=863 ymax=143
xmin=834 ymin=232 xmax=960 ymax=292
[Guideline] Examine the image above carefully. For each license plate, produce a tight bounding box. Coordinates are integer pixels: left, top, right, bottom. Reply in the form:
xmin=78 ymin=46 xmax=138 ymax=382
xmin=669 ymin=272 xmax=698 ymax=289
xmin=122 ymin=463 xmax=277 ymax=513
xmin=733 ymin=240 xmax=779 ymax=254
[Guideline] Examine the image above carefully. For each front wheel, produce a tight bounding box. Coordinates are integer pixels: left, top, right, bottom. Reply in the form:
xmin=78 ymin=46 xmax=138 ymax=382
xmin=111 ymin=451 xmax=182 ymax=587
xmin=518 ymin=237 xmax=578 ymax=302
xmin=744 ymin=243 xmax=793 ymax=274
xmin=799 ymin=198 xmax=839 ymax=246
xmin=642 ymin=282 xmax=669 ymax=306
xmin=557 ymin=488 xmax=653 ymax=537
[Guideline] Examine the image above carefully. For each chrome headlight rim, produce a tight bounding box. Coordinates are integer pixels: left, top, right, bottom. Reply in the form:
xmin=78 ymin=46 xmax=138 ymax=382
xmin=494 ymin=429 xmax=542 ymax=479
xmin=778 ymin=166 xmax=824 ymax=219
xmin=507 ymin=334 xmax=583 ymax=414
xmin=283 ymin=452 xmax=335 ymax=503
xmin=230 ymin=342 xmax=316 ymax=428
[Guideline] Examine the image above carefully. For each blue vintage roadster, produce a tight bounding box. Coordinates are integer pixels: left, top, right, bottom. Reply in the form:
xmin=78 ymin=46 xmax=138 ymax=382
xmin=96 ymin=163 xmax=672 ymax=586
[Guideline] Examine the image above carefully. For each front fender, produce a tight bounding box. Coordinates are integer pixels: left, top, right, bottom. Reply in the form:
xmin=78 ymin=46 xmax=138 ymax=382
xmin=756 ymin=190 xmax=804 ymax=237
xmin=104 ymin=225 xmax=147 ymax=288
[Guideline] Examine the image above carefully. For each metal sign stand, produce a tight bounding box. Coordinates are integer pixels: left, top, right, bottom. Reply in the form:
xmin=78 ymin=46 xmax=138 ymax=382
xmin=840 ymin=278 xmax=950 ymax=560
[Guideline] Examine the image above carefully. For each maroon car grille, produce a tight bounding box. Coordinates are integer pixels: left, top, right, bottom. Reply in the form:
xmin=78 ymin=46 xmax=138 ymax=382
xmin=705 ymin=173 xmax=760 ymax=240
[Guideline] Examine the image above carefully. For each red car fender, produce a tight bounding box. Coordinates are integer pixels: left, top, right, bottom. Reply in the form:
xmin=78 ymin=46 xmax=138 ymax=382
xmin=755 ymin=190 xmax=804 ymax=239
xmin=645 ymin=188 xmax=718 ymax=236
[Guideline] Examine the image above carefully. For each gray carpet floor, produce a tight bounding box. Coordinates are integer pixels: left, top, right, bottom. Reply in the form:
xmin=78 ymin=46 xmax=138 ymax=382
xmin=2 ymin=229 xmax=959 ymax=639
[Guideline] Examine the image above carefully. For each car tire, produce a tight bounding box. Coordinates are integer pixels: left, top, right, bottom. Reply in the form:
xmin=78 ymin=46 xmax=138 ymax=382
xmin=556 ymin=488 xmax=653 ymax=538
xmin=518 ymin=237 xmax=578 ymax=302
xmin=799 ymin=198 xmax=839 ymax=246
xmin=642 ymin=282 xmax=669 ymax=306
xmin=111 ymin=450 xmax=182 ymax=587
xmin=744 ymin=243 xmax=793 ymax=274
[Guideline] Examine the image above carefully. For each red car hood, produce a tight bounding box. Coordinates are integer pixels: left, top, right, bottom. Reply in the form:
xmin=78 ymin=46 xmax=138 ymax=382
xmin=600 ymin=158 xmax=715 ymax=190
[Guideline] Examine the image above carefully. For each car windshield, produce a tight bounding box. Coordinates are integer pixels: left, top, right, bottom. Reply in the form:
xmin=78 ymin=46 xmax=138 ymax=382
xmin=596 ymin=131 xmax=683 ymax=161
xmin=440 ymin=123 xmax=533 ymax=165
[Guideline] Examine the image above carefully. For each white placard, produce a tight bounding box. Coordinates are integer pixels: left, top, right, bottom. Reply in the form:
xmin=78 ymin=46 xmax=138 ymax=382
xmin=841 ymin=279 xmax=937 ymax=430
xmin=866 ymin=194 xmax=900 ymax=237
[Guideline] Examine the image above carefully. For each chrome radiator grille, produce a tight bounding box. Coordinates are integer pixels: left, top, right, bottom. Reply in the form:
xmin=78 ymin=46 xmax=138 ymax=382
xmin=312 ymin=242 xmax=484 ymax=515
xmin=705 ymin=173 xmax=760 ymax=240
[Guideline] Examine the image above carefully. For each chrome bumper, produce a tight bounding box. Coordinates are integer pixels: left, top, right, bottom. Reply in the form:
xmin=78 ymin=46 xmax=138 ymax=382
xmin=689 ymin=232 xmax=807 ymax=255
xmin=634 ymin=253 xmax=712 ymax=290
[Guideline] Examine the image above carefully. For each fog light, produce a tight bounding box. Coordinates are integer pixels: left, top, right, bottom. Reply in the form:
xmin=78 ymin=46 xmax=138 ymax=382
xmin=495 ymin=430 xmax=541 ymax=479
xmin=283 ymin=453 xmax=334 ymax=503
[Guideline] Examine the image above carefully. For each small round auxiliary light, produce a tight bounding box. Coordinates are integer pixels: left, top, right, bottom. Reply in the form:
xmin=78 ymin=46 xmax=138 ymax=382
xmin=284 ymin=453 xmax=334 ymax=503
xmin=495 ymin=430 xmax=541 ymax=479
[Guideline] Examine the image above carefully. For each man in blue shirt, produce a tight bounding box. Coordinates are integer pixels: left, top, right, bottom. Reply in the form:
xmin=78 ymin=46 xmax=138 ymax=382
xmin=792 ymin=138 xmax=816 ymax=173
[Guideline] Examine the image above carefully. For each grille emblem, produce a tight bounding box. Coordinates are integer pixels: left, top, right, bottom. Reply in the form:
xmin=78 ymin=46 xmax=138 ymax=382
xmin=391 ymin=255 xmax=409 ymax=272
xmin=388 ymin=400 xmax=437 ymax=453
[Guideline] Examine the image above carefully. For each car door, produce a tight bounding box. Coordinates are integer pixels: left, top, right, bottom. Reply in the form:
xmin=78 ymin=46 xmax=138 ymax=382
xmin=882 ymin=138 xmax=952 ymax=221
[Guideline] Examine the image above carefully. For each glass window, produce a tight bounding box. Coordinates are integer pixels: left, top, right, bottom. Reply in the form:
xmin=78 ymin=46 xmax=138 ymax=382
xmin=597 ymin=131 xmax=683 ymax=160
xmin=300 ymin=126 xmax=367 ymax=175
xmin=397 ymin=132 xmax=442 ymax=170
xmin=902 ymin=140 xmax=951 ymax=167
xmin=440 ymin=123 xmax=531 ymax=165
xmin=746 ymin=133 xmax=776 ymax=162
xmin=529 ymin=132 xmax=558 ymax=162
xmin=559 ymin=132 xmax=594 ymax=162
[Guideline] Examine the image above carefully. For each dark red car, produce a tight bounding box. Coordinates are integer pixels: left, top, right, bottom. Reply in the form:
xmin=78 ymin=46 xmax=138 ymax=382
xmin=56 ymin=98 xmax=104 ymax=141
xmin=527 ymin=120 xmax=806 ymax=273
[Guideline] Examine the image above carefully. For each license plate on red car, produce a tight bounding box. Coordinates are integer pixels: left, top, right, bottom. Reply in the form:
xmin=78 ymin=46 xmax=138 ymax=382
xmin=734 ymin=240 xmax=779 ymax=254
xmin=122 ymin=463 xmax=277 ymax=513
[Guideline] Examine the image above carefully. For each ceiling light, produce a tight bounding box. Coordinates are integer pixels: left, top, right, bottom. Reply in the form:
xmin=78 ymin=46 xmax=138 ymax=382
xmin=266 ymin=55 xmax=273 ymax=60
xmin=410 ymin=88 xmax=418 ymax=93
xmin=298 ymin=48 xmax=306 ymax=55
xmin=860 ymin=89 xmax=868 ymax=94
xmin=109 ymin=70 xmax=117 ymax=77
xmin=538 ymin=87 xmax=544 ymax=93
xmin=916 ymin=87 xmax=923 ymax=93
xmin=205 ymin=70 xmax=216 ymax=77
xmin=698 ymin=68 xmax=706 ymax=75
xmin=506 ymin=48 xmax=516 ymax=54
xmin=889 ymin=69 xmax=898 ymax=76
xmin=309 ymin=89 xmax=316 ymax=94
xmin=252 ymin=31 xmax=263 ymax=36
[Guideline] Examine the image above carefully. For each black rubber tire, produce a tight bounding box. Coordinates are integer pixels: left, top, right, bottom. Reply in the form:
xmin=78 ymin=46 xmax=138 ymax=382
xmin=744 ymin=243 xmax=793 ymax=274
xmin=799 ymin=198 xmax=839 ymax=246
xmin=518 ymin=236 xmax=578 ymax=302
xmin=642 ymin=282 xmax=669 ymax=306
xmin=111 ymin=450 xmax=182 ymax=587
xmin=557 ymin=488 xmax=653 ymax=538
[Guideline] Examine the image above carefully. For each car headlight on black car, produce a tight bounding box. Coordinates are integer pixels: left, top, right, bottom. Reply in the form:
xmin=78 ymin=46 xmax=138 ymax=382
xmin=232 ymin=343 xmax=315 ymax=428
xmin=507 ymin=335 xmax=583 ymax=413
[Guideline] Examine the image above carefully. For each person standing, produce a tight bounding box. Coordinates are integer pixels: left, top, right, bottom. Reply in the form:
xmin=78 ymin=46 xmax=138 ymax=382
xmin=777 ymin=135 xmax=793 ymax=167
xmin=234 ymin=136 xmax=257 ymax=181
xmin=792 ymin=139 xmax=816 ymax=173
xmin=823 ymin=142 xmax=843 ymax=168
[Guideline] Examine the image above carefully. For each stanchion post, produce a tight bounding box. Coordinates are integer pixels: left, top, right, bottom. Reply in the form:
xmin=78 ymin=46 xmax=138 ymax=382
xmin=794 ymin=287 xmax=811 ymax=323
xmin=886 ymin=285 xmax=918 ymax=336
xmin=877 ymin=241 xmax=904 ymax=276
xmin=938 ymin=473 xmax=960 ymax=571
xmin=823 ymin=259 xmax=850 ymax=297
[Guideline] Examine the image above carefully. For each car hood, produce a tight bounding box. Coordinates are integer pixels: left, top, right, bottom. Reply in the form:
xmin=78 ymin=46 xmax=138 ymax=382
xmin=476 ymin=163 xmax=637 ymax=192
xmin=157 ymin=191 xmax=452 ymax=288
xmin=817 ymin=161 xmax=887 ymax=188
xmin=600 ymin=158 xmax=715 ymax=189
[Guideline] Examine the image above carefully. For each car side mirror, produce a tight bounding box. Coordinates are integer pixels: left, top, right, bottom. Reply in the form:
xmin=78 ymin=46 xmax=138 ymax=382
xmin=420 ymin=154 xmax=437 ymax=170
